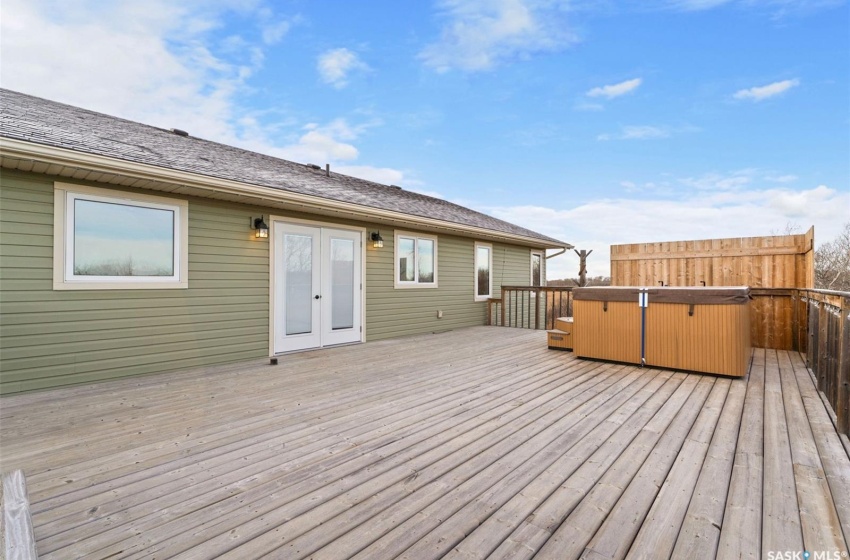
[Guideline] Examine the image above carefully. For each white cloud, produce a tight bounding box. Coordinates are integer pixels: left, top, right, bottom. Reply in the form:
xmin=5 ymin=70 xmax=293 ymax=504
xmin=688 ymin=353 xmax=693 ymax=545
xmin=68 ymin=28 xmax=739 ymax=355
xmin=668 ymin=0 xmax=733 ymax=9
xmin=0 ymin=0 xmax=260 ymax=141
xmin=679 ymin=169 xmax=755 ymax=190
xmin=574 ymin=102 xmax=605 ymax=112
xmin=597 ymin=125 xmax=670 ymax=141
xmin=484 ymin=183 xmax=848 ymax=279
xmin=408 ymin=187 xmax=447 ymax=199
xmin=255 ymin=5 xmax=296 ymax=45
xmin=260 ymin=20 xmax=291 ymax=44
xmin=0 ymin=0 xmax=411 ymax=186
xmin=278 ymin=123 xmax=360 ymax=163
xmin=766 ymin=174 xmax=799 ymax=183
xmin=419 ymin=0 xmax=576 ymax=72
xmin=733 ymin=78 xmax=800 ymax=101
xmin=334 ymin=165 xmax=405 ymax=186
xmin=317 ymin=48 xmax=369 ymax=88
xmin=586 ymin=78 xmax=642 ymax=99
xmin=668 ymin=0 xmax=844 ymax=13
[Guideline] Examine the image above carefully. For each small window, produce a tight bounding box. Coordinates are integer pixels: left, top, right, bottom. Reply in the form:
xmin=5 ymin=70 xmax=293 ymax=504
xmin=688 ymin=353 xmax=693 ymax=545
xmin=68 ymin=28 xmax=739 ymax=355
xmin=53 ymin=183 xmax=188 ymax=290
xmin=474 ymin=242 xmax=492 ymax=301
xmin=531 ymin=251 xmax=543 ymax=286
xmin=394 ymin=231 xmax=438 ymax=288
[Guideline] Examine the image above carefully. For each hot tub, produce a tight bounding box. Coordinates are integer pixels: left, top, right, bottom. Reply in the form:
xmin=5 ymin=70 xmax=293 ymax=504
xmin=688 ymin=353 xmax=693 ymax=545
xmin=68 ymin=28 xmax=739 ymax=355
xmin=572 ymin=286 xmax=751 ymax=377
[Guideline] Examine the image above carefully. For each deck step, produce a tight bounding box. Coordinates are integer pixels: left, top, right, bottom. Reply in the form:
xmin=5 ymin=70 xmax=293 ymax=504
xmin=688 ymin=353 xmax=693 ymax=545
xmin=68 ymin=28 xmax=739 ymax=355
xmin=547 ymin=329 xmax=573 ymax=351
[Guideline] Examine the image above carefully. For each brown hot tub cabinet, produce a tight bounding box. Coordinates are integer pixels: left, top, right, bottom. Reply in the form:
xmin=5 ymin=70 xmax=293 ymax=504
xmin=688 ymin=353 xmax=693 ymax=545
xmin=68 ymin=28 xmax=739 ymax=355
xmin=572 ymin=286 xmax=751 ymax=377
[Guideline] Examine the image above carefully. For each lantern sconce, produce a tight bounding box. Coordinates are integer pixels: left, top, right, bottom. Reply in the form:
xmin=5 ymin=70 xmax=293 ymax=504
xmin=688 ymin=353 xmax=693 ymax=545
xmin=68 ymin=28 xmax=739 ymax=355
xmin=370 ymin=231 xmax=384 ymax=248
xmin=253 ymin=217 xmax=269 ymax=238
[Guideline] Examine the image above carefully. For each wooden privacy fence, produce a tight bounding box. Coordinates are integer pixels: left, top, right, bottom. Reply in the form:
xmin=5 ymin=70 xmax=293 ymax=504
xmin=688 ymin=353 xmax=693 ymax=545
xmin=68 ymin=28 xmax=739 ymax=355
xmin=487 ymin=286 xmax=573 ymax=330
xmin=792 ymin=289 xmax=850 ymax=437
xmin=611 ymin=229 xmax=815 ymax=350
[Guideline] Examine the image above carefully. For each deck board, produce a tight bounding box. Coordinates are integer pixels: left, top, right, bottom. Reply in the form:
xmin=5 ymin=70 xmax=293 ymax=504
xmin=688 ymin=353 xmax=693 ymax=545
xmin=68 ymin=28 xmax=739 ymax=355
xmin=0 ymin=327 xmax=848 ymax=559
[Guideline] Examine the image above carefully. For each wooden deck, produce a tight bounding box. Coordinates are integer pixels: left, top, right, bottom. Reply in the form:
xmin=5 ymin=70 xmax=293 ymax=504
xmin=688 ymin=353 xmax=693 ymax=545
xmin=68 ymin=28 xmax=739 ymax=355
xmin=1 ymin=327 xmax=848 ymax=559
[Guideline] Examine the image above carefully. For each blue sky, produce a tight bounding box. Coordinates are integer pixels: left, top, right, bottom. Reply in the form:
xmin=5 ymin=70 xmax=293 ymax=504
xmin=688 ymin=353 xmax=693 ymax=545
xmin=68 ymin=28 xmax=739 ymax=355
xmin=2 ymin=0 xmax=848 ymax=278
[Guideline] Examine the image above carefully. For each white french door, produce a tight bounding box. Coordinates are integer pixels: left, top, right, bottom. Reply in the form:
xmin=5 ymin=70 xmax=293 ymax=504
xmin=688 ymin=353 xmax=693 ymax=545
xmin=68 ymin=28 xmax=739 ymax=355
xmin=273 ymin=222 xmax=362 ymax=353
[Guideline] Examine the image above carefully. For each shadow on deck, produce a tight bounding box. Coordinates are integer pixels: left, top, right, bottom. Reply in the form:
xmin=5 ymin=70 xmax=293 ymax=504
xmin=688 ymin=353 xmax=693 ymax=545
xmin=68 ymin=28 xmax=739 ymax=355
xmin=0 ymin=327 xmax=848 ymax=559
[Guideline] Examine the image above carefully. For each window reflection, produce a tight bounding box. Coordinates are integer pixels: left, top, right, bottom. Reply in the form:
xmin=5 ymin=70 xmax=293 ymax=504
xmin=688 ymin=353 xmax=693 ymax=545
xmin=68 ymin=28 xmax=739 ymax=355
xmin=73 ymin=199 xmax=174 ymax=276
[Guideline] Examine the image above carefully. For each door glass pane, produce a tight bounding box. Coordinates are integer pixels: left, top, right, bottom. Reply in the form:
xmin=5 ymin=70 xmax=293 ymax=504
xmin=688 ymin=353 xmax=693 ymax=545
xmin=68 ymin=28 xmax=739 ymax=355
xmin=532 ymin=254 xmax=541 ymax=286
xmin=331 ymin=238 xmax=354 ymax=330
xmin=285 ymin=234 xmax=313 ymax=335
xmin=74 ymin=199 xmax=174 ymax=276
xmin=477 ymin=246 xmax=491 ymax=296
xmin=418 ymin=239 xmax=434 ymax=283
xmin=398 ymin=237 xmax=415 ymax=282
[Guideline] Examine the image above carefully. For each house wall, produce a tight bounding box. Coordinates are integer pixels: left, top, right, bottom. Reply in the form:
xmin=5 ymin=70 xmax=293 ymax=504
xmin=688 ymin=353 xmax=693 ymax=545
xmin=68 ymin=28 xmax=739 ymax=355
xmin=0 ymin=169 xmax=541 ymax=393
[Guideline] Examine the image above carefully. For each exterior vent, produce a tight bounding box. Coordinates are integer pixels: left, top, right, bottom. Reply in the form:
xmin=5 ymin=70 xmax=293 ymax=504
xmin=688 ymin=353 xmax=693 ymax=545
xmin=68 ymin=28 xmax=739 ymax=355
xmin=389 ymin=184 xmax=402 ymax=189
xmin=170 ymin=128 xmax=189 ymax=137
xmin=307 ymin=164 xmax=321 ymax=170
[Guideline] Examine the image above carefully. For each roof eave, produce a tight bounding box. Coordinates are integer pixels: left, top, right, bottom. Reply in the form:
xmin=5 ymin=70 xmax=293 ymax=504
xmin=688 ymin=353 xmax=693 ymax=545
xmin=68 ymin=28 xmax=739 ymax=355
xmin=0 ymin=137 xmax=571 ymax=250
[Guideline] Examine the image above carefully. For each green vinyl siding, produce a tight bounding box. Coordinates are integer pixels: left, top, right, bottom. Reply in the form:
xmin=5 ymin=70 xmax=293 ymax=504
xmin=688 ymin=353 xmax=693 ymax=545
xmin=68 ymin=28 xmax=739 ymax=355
xmin=0 ymin=170 xmax=269 ymax=393
xmin=0 ymin=169 xmax=545 ymax=393
xmin=363 ymin=234 xmax=532 ymax=340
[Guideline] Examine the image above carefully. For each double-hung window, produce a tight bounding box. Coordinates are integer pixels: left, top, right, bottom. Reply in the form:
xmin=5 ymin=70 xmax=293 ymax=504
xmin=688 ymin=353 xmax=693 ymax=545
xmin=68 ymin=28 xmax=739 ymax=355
xmin=53 ymin=183 xmax=188 ymax=290
xmin=394 ymin=231 xmax=438 ymax=288
xmin=474 ymin=242 xmax=492 ymax=301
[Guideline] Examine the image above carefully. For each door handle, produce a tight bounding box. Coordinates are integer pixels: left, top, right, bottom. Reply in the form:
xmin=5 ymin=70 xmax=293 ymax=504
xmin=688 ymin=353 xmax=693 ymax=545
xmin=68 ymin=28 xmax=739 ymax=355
xmin=314 ymin=295 xmax=322 ymax=299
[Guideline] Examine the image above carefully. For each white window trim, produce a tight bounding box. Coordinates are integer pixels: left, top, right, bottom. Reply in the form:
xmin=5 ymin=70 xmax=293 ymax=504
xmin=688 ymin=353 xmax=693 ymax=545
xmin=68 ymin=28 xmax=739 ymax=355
xmin=53 ymin=182 xmax=189 ymax=290
xmin=474 ymin=242 xmax=493 ymax=302
xmin=393 ymin=231 xmax=438 ymax=289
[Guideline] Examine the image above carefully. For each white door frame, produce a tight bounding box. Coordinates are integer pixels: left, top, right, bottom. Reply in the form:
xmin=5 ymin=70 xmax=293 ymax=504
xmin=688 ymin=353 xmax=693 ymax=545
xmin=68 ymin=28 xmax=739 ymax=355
xmin=269 ymin=215 xmax=366 ymax=356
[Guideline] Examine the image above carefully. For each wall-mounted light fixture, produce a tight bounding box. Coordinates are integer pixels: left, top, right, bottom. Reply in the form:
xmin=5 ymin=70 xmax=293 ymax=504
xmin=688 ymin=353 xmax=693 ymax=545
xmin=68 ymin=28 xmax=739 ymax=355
xmin=370 ymin=231 xmax=384 ymax=248
xmin=253 ymin=217 xmax=269 ymax=238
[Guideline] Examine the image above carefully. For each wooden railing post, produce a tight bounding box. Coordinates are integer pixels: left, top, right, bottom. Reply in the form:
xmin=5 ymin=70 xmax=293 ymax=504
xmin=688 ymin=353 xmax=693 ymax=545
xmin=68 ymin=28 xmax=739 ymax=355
xmin=534 ymin=288 xmax=541 ymax=330
xmin=838 ymin=295 xmax=849 ymax=435
xmin=486 ymin=299 xmax=492 ymax=326
xmin=818 ymin=295 xmax=829 ymax=393
xmin=807 ymin=294 xmax=817 ymax=369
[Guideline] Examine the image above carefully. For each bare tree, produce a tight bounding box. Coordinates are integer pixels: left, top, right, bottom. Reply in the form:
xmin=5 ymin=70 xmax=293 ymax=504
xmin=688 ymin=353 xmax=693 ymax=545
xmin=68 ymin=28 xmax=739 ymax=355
xmin=548 ymin=276 xmax=611 ymax=287
xmin=815 ymin=222 xmax=850 ymax=291
xmin=771 ymin=222 xmax=803 ymax=236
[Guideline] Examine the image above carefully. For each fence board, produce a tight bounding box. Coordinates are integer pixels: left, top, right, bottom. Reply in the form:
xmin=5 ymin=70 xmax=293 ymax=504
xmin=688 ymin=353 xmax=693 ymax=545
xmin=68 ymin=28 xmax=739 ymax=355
xmin=611 ymin=230 xmax=814 ymax=350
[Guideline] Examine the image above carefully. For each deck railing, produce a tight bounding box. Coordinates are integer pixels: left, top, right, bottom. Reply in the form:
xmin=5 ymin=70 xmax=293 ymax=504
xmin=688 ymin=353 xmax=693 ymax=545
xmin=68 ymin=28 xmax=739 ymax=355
xmin=487 ymin=286 xmax=574 ymax=330
xmin=791 ymin=288 xmax=850 ymax=437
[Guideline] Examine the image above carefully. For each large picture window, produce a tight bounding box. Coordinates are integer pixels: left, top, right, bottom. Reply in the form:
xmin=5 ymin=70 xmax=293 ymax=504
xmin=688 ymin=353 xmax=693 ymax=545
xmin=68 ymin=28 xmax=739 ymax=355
xmin=474 ymin=242 xmax=492 ymax=301
xmin=394 ymin=231 xmax=438 ymax=288
xmin=54 ymin=183 xmax=188 ymax=290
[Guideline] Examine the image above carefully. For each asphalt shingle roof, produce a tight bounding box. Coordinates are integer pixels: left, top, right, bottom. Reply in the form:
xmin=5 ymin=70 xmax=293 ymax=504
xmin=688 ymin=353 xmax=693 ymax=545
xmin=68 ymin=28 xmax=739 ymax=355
xmin=0 ymin=89 xmax=567 ymax=247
